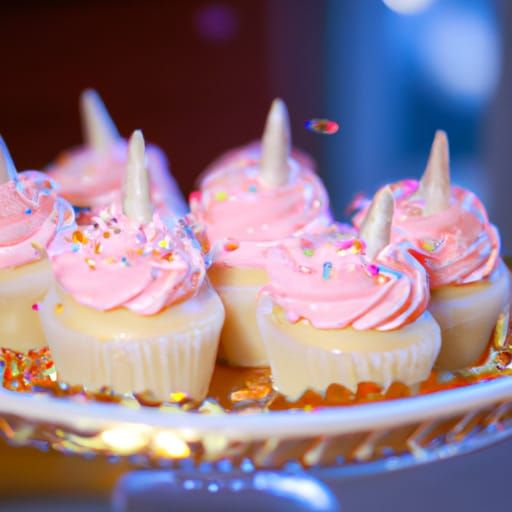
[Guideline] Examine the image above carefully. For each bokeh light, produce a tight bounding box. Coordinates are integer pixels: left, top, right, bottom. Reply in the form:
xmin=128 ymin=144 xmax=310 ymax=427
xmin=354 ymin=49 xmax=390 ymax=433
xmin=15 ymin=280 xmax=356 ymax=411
xmin=382 ymin=0 xmax=435 ymax=15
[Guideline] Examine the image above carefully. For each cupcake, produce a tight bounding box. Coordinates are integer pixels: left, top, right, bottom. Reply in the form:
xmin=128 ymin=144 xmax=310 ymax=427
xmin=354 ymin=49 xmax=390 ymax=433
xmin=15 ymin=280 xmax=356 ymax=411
xmin=40 ymin=130 xmax=225 ymax=400
xmin=354 ymin=131 xmax=510 ymax=370
xmin=0 ymin=136 xmax=74 ymax=352
xmin=257 ymin=188 xmax=441 ymax=399
xmin=46 ymin=89 xmax=187 ymax=224
xmin=191 ymin=99 xmax=331 ymax=367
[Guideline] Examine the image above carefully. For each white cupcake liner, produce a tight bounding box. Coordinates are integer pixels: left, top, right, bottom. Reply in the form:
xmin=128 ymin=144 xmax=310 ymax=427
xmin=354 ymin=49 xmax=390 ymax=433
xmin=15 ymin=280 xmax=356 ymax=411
xmin=0 ymin=259 xmax=52 ymax=351
xmin=39 ymin=285 xmax=224 ymax=401
xmin=257 ymin=296 xmax=441 ymax=400
xmin=429 ymin=260 xmax=511 ymax=370
xmin=216 ymin=284 xmax=269 ymax=367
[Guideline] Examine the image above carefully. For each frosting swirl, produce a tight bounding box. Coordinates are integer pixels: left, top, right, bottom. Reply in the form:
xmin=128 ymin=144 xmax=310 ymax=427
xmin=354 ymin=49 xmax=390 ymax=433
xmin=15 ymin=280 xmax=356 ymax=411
xmin=52 ymin=206 xmax=206 ymax=315
xmin=191 ymin=155 xmax=331 ymax=268
xmin=261 ymin=233 xmax=429 ymax=331
xmin=47 ymin=141 xmax=187 ymax=218
xmin=0 ymin=172 xmax=74 ymax=269
xmin=353 ymin=180 xmax=500 ymax=288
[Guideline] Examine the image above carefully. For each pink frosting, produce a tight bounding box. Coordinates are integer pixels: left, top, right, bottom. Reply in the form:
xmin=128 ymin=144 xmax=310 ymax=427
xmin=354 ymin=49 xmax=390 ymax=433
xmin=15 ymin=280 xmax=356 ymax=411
xmin=0 ymin=172 xmax=74 ymax=269
xmin=353 ymin=180 xmax=500 ymax=288
xmin=46 ymin=141 xmax=187 ymax=222
xmin=261 ymin=233 xmax=429 ymax=331
xmin=191 ymin=152 xmax=331 ymax=268
xmin=52 ymin=206 xmax=206 ymax=315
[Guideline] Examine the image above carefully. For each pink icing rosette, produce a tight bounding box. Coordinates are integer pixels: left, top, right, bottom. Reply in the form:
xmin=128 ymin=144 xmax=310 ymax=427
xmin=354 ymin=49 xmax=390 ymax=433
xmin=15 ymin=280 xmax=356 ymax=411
xmin=47 ymin=141 xmax=187 ymax=221
xmin=261 ymin=233 xmax=429 ymax=331
xmin=0 ymin=172 xmax=74 ymax=269
xmin=353 ymin=180 xmax=500 ymax=288
xmin=191 ymin=157 xmax=332 ymax=268
xmin=52 ymin=206 xmax=206 ymax=316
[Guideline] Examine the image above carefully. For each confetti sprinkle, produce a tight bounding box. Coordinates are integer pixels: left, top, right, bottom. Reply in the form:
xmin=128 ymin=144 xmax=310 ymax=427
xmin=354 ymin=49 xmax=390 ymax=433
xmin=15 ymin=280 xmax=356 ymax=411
xmin=214 ymin=191 xmax=228 ymax=202
xmin=55 ymin=303 xmax=63 ymax=314
xmin=71 ymin=244 xmax=80 ymax=253
xmin=85 ymin=258 xmax=96 ymax=270
xmin=31 ymin=303 xmax=39 ymax=311
xmin=224 ymin=241 xmax=239 ymax=252
xmin=25 ymin=208 xmax=32 ymax=215
xmin=351 ymin=240 xmax=363 ymax=254
xmin=72 ymin=230 xmax=87 ymax=244
xmin=305 ymin=118 xmax=339 ymax=135
xmin=103 ymin=232 xmax=111 ymax=239
xmin=94 ymin=243 xmax=103 ymax=255
xmin=121 ymin=256 xmax=129 ymax=267
xmin=366 ymin=264 xmax=380 ymax=277
xmin=322 ymin=261 xmax=333 ymax=280
xmin=303 ymin=248 xmax=314 ymax=257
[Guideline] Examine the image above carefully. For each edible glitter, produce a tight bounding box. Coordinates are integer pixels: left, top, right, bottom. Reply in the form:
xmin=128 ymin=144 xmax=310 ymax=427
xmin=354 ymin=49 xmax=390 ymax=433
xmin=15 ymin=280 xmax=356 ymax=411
xmin=305 ymin=119 xmax=339 ymax=135
xmin=322 ymin=261 xmax=333 ymax=280
xmin=85 ymin=258 xmax=96 ymax=270
xmin=55 ymin=303 xmax=63 ymax=314
xmin=214 ymin=191 xmax=228 ymax=202
xmin=303 ymin=248 xmax=314 ymax=257
xmin=25 ymin=208 xmax=32 ymax=215
xmin=31 ymin=303 xmax=39 ymax=311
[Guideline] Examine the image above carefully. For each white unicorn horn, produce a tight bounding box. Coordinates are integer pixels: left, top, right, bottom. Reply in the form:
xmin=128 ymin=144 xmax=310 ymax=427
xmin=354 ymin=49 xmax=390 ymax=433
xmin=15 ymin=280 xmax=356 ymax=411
xmin=260 ymin=98 xmax=291 ymax=187
xmin=0 ymin=136 xmax=18 ymax=184
xmin=420 ymin=130 xmax=451 ymax=216
xmin=122 ymin=130 xmax=153 ymax=224
xmin=360 ymin=187 xmax=394 ymax=261
xmin=80 ymin=89 xmax=120 ymax=152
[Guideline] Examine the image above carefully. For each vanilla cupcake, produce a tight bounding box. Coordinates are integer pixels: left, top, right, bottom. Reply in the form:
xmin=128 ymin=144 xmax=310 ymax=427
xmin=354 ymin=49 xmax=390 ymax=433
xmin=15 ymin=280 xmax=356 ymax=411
xmin=257 ymin=189 xmax=441 ymax=399
xmin=0 ymin=137 xmax=74 ymax=352
xmin=191 ymin=99 xmax=331 ymax=367
xmin=354 ymin=132 xmax=510 ymax=370
xmin=40 ymin=131 xmax=224 ymax=400
xmin=46 ymin=89 xmax=187 ymax=224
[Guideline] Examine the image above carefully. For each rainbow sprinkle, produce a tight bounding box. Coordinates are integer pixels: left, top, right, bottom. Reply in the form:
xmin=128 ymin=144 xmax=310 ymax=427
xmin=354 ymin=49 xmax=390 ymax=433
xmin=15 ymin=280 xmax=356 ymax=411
xmin=303 ymin=248 xmax=314 ymax=257
xmin=31 ymin=303 xmax=39 ymax=311
xmin=25 ymin=208 xmax=32 ymax=215
xmin=322 ymin=261 xmax=333 ymax=280
xmin=54 ymin=303 xmax=63 ymax=314
xmin=366 ymin=264 xmax=380 ymax=277
xmin=214 ymin=191 xmax=228 ymax=202
xmin=420 ymin=240 xmax=438 ymax=253
xmin=305 ymin=119 xmax=339 ymax=135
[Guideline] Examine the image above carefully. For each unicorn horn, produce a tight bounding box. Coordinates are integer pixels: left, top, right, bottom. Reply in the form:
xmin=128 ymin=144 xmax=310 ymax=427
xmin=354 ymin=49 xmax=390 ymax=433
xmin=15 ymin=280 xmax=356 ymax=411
xmin=260 ymin=98 xmax=291 ymax=187
xmin=360 ymin=187 xmax=394 ymax=260
xmin=122 ymin=130 xmax=153 ymax=224
xmin=419 ymin=130 xmax=451 ymax=216
xmin=80 ymin=89 xmax=120 ymax=153
xmin=0 ymin=136 xmax=18 ymax=184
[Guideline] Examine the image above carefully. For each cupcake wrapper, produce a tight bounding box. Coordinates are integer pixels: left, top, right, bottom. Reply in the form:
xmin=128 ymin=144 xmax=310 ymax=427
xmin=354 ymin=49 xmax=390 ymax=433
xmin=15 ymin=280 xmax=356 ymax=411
xmin=430 ymin=260 xmax=511 ymax=370
xmin=257 ymin=296 xmax=441 ymax=400
xmin=0 ymin=259 xmax=51 ymax=351
xmin=39 ymin=286 xmax=224 ymax=401
xmin=216 ymin=284 xmax=269 ymax=367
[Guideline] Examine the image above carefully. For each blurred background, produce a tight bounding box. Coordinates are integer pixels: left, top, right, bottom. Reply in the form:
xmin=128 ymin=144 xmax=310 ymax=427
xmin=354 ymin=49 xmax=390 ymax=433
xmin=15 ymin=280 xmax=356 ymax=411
xmin=2 ymin=0 xmax=512 ymax=248
xmin=1 ymin=0 xmax=512 ymax=509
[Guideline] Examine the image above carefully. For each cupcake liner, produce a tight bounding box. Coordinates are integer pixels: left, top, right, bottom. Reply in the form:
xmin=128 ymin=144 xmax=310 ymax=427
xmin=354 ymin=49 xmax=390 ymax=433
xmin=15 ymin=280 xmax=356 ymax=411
xmin=0 ymin=258 xmax=52 ymax=351
xmin=257 ymin=296 xmax=441 ymax=400
xmin=215 ymin=284 xmax=268 ymax=367
xmin=429 ymin=259 xmax=511 ymax=370
xmin=39 ymin=285 xmax=224 ymax=401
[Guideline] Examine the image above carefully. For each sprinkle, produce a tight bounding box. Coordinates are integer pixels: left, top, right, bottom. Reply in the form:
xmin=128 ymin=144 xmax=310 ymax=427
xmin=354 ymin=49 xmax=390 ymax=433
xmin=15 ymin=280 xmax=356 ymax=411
xmin=94 ymin=242 xmax=102 ymax=254
xmin=303 ymin=248 xmax=314 ymax=257
xmin=25 ymin=208 xmax=32 ymax=215
xmin=366 ymin=264 xmax=380 ymax=277
xmin=248 ymin=184 xmax=257 ymax=193
xmin=224 ymin=241 xmax=239 ymax=252
xmin=305 ymin=118 xmax=339 ymax=135
xmin=72 ymin=230 xmax=87 ymax=244
xmin=299 ymin=265 xmax=312 ymax=274
xmin=85 ymin=257 xmax=96 ymax=270
xmin=162 ymin=252 xmax=174 ymax=262
xmin=322 ymin=261 xmax=333 ymax=280
xmin=189 ymin=191 xmax=202 ymax=204
xmin=103 ymin=232 xmax=111 ymax=239
xmin=214 ymin=191 xmax=228 ymax=202
xmin=121 ymin=256 xmax=129 ymax=267
xmin=55 ymin=303 xmax=63 ymax=314
xmin=351 ymin=240 xmax=363 ymax=254
xmin=158 ymin=239 xmax=169 ymax=249
xmin=71 ymin=244 xmax=80 ymax=253
xmin=420 ymin=239 xmax=438 ymax=253
xmin=31 ymin=303 xmax=39 ymax=311
xmin=31 ymin=241 xmax=44 ymax=255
